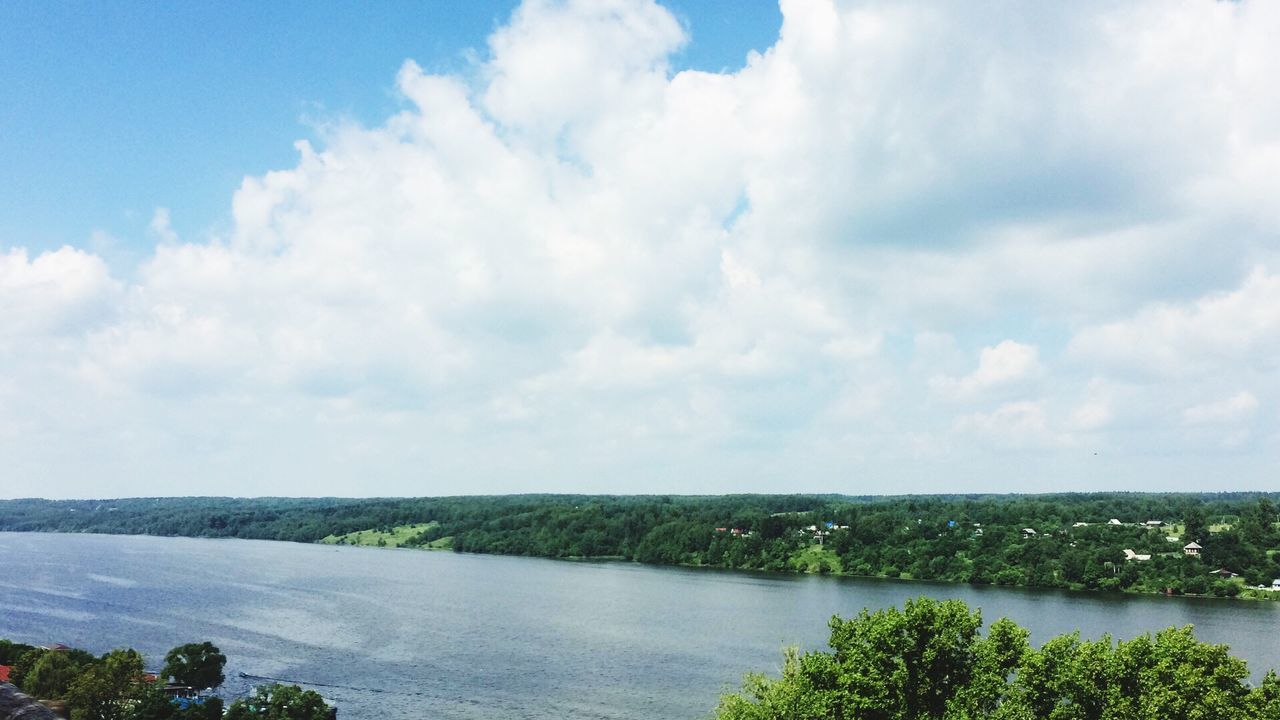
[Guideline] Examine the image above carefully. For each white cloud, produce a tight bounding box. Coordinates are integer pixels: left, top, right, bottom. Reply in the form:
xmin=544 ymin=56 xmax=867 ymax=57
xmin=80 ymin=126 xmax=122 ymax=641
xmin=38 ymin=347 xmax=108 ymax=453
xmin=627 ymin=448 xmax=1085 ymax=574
xmin=930 ymin=340 xmax=1041 ymax=401
xmin=1069 ymin=268 xmax=1280 ymax=376
xmin=954 ymin=401 xmax=1072 ymax=449
xmin=4 ymin=0 xmax=1280 ymax=496
xmin=0 ymin=247 xmax=119 ymax=340
xmin=149 ymin=207 xmax=179 ymax=245
xmin=1183 ymin=392 xmax=1259 ymax=426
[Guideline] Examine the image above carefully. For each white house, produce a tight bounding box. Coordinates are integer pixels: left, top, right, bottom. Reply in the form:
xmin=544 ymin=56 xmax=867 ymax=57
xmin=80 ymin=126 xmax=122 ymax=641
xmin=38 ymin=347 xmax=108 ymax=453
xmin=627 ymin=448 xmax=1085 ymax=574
xmin=1108 ymin=518 xmax=1123 ymax=526
xmin=1123 ymin=549 xmax=1151 ymax=562
xmin=1272 ymin=579 xmax=1280 ymax=590
xmin=1183 ymin=542 xmax=1202 ymax=556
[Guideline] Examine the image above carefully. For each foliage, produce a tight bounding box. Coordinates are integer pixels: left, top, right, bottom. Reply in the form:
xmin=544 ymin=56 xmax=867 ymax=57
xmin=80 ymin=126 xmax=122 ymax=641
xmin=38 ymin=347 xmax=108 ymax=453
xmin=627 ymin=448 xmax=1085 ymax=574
xmin=224 ymin=684 xmax=332 ymax=720
xmin=716 ymin=597 xmax=1278 ymax=720
xmin=161 ymin=642 xmax=226 ymax=690
xmin=3 ymin=493 xmax=1279 ymax=597
xmin=65 ymin=648 xmax=146 ymax=720
xmin=22 ymin=649 xmax=90 ymax=699
xmin=1 ymin=639 xmax=231 ymax=720
xmin=0 ymin=638 xmax=37 ymax=665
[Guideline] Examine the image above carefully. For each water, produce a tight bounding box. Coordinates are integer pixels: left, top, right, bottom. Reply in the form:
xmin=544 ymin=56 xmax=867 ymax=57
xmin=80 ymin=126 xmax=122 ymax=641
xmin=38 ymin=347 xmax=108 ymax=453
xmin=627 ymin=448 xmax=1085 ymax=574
xmin=1 ymin=532 xmax=1277 ymax=719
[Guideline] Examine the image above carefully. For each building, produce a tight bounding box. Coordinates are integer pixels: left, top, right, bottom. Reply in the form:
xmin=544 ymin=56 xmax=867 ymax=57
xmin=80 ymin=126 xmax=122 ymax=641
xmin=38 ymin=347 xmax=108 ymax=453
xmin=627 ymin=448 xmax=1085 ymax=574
xmin=1272 ymin=579 xmax=1280 ymax=590
xmin=0 ymin=667 xmax=9 ymax=684
xmin=1123 ymin=549 xmax=1151 ymax=562
xmin=1108 ymin=519 xmax=1123 ymax=526
xmin=1209 ymin=568 xmax=1238 ymax=579
xmin=1183 ymin=542 xmax=1202 ymax=556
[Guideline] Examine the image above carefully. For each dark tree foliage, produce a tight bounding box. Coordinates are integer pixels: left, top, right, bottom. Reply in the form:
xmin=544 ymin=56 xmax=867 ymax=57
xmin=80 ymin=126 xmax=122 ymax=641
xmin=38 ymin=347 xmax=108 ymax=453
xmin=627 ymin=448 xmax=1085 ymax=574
xmin=3 ymin=493 xmax=1279 ymax=595
xmin=161 ymin=642 xmax=225 ymax=690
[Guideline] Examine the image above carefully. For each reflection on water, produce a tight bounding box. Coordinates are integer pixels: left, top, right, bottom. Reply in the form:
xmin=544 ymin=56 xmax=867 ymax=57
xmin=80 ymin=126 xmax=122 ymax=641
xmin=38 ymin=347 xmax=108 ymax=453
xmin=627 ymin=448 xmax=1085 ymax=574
xmin=1 ymin=532 xmax=1277 ymax=720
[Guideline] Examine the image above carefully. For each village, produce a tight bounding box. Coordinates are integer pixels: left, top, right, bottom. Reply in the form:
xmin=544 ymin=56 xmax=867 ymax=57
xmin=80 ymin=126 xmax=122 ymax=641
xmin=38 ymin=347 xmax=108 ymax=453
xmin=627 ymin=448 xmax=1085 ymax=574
xmin=712 ymin=513 xmax=1280 ymax=596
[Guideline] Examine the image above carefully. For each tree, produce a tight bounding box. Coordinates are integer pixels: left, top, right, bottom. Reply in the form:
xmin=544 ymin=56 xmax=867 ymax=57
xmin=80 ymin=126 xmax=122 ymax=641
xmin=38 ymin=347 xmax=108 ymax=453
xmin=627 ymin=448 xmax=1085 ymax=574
xmin=1184 ymin=506 xmax=1208 ymax=544
xmin=0 ymin=639 xmax=36 ymax=665
xmin=64 ymin=648 xmax=146 ymax=720
xmin=224 ymin=684 xmax=332 ymax=720
xmin=716 ymin=598 xmax=1272 ymax=720
xmin=162 ymin=642 xmax=226 ymax=690
xmin=22 ymin=650 xmax=85 ymax=699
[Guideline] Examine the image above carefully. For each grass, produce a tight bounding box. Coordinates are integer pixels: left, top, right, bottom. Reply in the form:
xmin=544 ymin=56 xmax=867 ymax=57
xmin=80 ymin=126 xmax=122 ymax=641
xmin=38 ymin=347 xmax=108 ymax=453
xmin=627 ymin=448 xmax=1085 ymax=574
xmin=788 ymin=544 xmax=843 ymax=574
xmin=318 ymin=522 xmax=451 ymax=549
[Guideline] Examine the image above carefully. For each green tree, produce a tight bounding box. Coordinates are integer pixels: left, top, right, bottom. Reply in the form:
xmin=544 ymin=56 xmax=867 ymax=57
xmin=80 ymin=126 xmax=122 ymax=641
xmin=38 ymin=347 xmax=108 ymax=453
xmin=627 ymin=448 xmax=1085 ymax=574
xmin=161 ymin=642 xmax=226 ymax=690
xmin=716 ymin=598 xmax=1272 ymax=720
xmin=1184 ymin=506 xmax=1208 ymax=544
xmin=224 ymin=684 xmax=331 ymax=720
xmin=0 ymin=639 xmax=36 ymax=665
xmin=22 ymin=650 xmax=85 ymax=699
xmin=64 ymin=648 xmax=146 ymax=720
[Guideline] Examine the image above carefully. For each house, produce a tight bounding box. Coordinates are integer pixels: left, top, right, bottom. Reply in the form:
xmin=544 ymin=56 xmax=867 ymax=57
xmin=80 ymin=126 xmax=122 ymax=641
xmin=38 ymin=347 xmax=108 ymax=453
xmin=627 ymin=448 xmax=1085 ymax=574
xmin=1166 ymin=536 xmax=1181 ymax=543
xmin=1272 ymin=579 xmax=1280 ymax=590
xmin=1209 ymin=568 xmax=1238 ymax=579
xmin=1123 ymin=549 xmax=1151 ymax=562
xmin=1108 ymin=519 xmax=1123 ymax=526
xmin=1145 ymin=520 xmax=1164 ymax=527
xmin=1072 ymin=522 xmax=1089 ymax=527
xmin=162 ymin=683 xmax=197 ymax=700
xmin=0 ymin=665 xmax=10 ymax=683
xmin=1021 ymin=528 xmax=1037 ymax=538
xmin=1183 ymin=541 xmax=1202 ymax=556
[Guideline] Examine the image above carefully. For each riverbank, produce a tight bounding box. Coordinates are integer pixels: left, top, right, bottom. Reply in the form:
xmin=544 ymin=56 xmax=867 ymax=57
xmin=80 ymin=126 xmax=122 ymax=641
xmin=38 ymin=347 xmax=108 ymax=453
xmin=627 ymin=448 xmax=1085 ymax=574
xmin=326 ymin=527 xmax=1280 ymax=603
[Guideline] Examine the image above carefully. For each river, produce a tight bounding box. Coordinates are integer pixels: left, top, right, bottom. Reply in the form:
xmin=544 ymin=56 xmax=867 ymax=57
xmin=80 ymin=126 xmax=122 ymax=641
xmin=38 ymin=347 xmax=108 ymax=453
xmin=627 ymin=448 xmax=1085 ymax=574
xmin=1 ymin=532 xmax=1277 ymax=719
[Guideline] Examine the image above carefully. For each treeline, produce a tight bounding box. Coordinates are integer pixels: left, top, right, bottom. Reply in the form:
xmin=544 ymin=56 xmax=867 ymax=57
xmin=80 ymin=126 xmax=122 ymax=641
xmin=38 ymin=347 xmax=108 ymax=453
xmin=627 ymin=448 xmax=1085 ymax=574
xmin=3 ymin=493 xmax=1279 ymax=595
xmin=715 ymin=597 xmax=1280 ymax=719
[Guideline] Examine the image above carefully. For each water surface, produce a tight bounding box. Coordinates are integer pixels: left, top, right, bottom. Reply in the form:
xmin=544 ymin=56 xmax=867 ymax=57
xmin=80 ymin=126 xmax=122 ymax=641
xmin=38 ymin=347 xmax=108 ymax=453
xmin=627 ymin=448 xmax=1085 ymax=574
xmin=1 ymin=533 xmax=1277 ymax=719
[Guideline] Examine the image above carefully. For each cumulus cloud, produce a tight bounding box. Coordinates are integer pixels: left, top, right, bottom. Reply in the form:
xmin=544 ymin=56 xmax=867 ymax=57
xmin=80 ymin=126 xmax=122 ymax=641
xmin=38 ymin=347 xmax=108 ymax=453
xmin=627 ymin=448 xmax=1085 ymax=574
xmin=4 ymin=0 xmax=1280 ymax=496
xmin=0 ymin=247 xmax=119 ymax=340
xmin=930 ymin=340 xmax=1042 ymax=401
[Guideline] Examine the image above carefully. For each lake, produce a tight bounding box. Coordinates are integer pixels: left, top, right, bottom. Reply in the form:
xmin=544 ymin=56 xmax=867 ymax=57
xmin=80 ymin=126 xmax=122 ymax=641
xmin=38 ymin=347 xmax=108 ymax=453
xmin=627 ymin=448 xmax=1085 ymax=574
xmin=1 ymin=532 xmax=1278 ymax=719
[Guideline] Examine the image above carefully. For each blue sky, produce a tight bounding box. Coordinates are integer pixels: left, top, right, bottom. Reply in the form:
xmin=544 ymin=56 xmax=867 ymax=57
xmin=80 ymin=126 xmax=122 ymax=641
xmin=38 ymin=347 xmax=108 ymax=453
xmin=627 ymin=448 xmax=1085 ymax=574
xmin=0 ymin=0 xmax=779 ymax=258
xmin=1 ymin=0 xmax=1278 ymax=499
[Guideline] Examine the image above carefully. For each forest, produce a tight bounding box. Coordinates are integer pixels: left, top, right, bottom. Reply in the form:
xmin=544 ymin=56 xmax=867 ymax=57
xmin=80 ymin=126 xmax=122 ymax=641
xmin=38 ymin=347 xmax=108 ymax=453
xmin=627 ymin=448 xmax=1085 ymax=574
xmin=2 ymin=493 xmax=1279 ymax=597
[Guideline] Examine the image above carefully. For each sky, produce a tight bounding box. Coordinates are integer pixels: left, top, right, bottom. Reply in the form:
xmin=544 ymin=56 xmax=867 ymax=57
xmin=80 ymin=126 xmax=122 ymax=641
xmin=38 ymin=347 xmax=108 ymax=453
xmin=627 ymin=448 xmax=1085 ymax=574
xmin=1 ymin=0 xmax=1278 ymax=500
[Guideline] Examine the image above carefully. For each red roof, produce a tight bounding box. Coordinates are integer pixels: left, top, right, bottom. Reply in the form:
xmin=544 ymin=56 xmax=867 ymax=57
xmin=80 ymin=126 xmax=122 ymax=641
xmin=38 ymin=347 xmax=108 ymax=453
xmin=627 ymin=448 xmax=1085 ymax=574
xmin=0 ymin=665 xmax=11 ymax=683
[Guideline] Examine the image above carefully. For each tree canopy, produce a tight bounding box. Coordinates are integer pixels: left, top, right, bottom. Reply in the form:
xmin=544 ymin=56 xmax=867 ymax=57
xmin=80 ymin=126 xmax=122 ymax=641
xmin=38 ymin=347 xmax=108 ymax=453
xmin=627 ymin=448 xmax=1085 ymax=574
xmin=3 ymin=493 xmax=1279 ymax=597
xmin=224 ymin=684 xmax=333 ymax=720
xmin=161 ymin=643 xmax=226 ymax=690
xmin=715 ymin=597 xmax=1280 ymax=720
